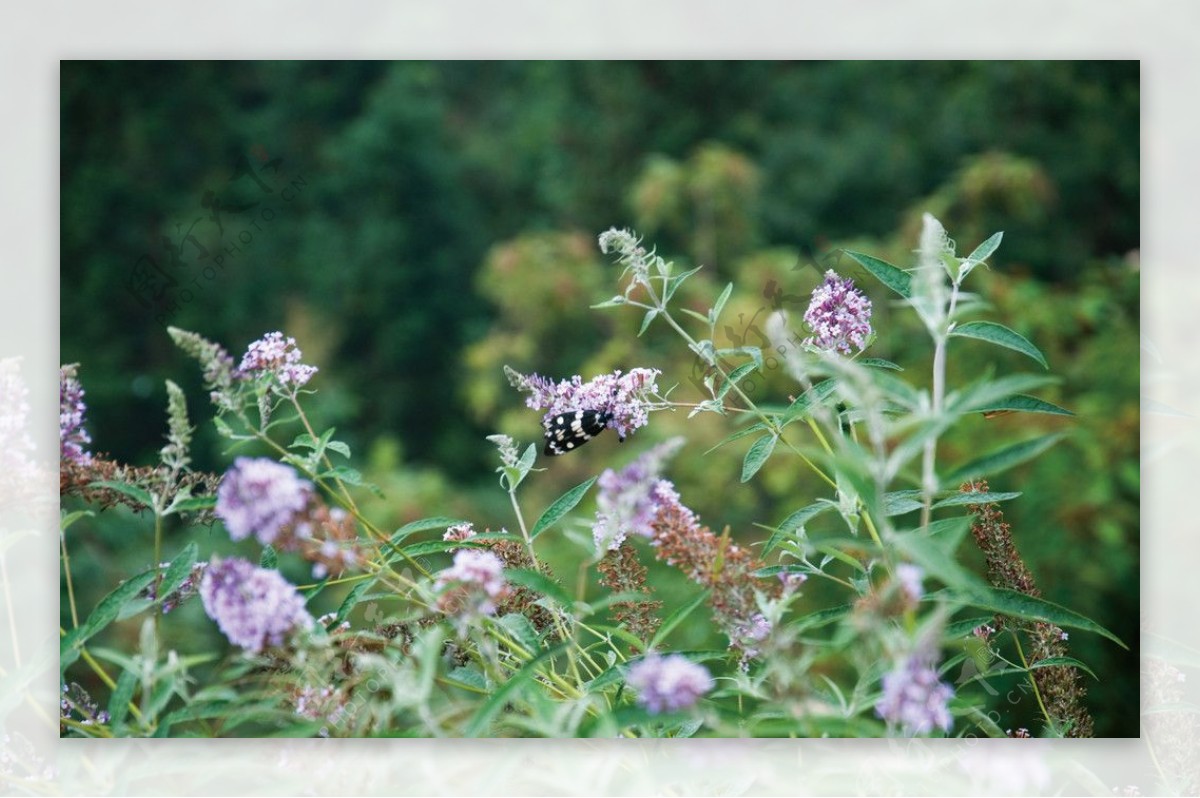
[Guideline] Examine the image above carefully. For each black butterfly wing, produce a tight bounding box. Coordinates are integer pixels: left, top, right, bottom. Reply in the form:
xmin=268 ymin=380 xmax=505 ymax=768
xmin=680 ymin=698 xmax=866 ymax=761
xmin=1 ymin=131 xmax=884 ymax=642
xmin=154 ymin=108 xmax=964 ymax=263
xmin=543 ymin=409 xmax=612 ymax=456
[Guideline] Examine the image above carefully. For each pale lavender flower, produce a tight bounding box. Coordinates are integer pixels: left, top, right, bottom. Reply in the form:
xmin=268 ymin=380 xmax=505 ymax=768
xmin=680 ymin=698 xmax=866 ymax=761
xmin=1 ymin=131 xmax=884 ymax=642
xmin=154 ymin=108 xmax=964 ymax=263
xmin=237 ymin=331 xmax=318 ymax=388
xmin=593 ymin=438 xmax=685 ymax=552
xmin=803 ymin=270 xmax=873 ymax=355
xmin=896 ymin=563 xmax=924 ymax=605
xmin=434 ymin=549 xmax=508 ymax=616
xmin=876 ymin=655 xmax=955 ymax=735
xmin=0 ymin=358 xmax=43 ymax=512
xmin=199 ymin=557 xmax=314 ymax=653
xmin=730 ymin=613 xmax=773 ymax=661
xmin=216 ymin=457 xmax=312 ymax=545
xmin=443 ymin=522 xmax=477 ymax=543
xmin=626 ymin=654 xmax=714 ymax=713
xmin=508 ymin=366 xmax=661 ymax=440
xmin=59 ymin=364 xmax=91 ymax=465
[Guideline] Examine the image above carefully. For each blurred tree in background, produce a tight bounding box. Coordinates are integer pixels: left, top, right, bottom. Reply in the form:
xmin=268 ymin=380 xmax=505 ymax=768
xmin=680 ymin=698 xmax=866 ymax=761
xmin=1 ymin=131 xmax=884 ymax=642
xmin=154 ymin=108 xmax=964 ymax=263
xmin=60 ymin=61 xmax=1139 ymax=735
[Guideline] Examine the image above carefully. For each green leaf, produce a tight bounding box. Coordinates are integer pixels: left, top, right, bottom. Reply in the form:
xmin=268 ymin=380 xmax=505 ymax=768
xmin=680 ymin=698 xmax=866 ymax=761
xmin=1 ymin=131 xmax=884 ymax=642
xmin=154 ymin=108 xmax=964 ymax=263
xmin=158 ymin=542 xmax=199 ymax=600
xmin=764 ymin=501 xmax=835 ymax=553
xmin=859 ymin=358 xmax=903 ymax=371
xmin=893 ymin=532 xmax=984 ymax=592
xmin=951 ymin=321 xmax=1048 ymax=369
xmin=530 ymin=476 xmax=597 ymax=539
xmin=166 ymin=495 xmax=217 ymax=514
xmin=326 ymin=440 xmax=351 ymax=459
xmin=503 ymin=568 xmax=573 ymax=609
xmin=974 ymin=394 xmax=1073 ymax=417
xmin=883 ymin=490 xmax=926 ymax=516
xmin=335 ymin=580 xmax=373 ymax=624
xmin=944 ymin=432 xmax=1067 ymax=484
xmin=650 ymin=589 xmax=711 ymax=648
xmin=1029 ymin=656 xmax=1099 ymax=681
xmin=958 ymin=586 xmax=1127 ymax=649
xmin=783 ymin=379 xmax=839 ymax=422
xmin=843 ymin=251 xmax=912 ymax=298
xmin=390 ymin=516 xmax=469 ymax=545
xmin=87 ymin=480 xmax=154 ymax=509
xmin=741 ymin=434 xmax=777 ymax=482
xmin=259 ymin=545 xmax=277 ymax=570
xmin=463 ymin=643 xmax=567 ymax=737
xmin=933 ymin=491 xmax=1020 ymax=508
xmin=717 ymin=362 xmax=759 ymax=401
xmin=107 ymin=667 xmax=139 ymax=732
xmin=704 ymin=421 xmax=770 ymax=454
xmin=320 ymin=465 xmax=365 ymax=485
xmin=679 ymin=307 xmax=711 ymax=324
xmin=638 ymin=308 xmax=658 ymax=336
xmin=664 ymin=265 xmax=703 ymax=303
xmin=950 ymin=374 xmax=1059 ymax=415
xmin=710 ymin=282 xmax=734 ymax=324
xmin=964 ymin=231 xmax=1003 ymax=268
xmin=65 ymin=570 xmax=159 ymax=658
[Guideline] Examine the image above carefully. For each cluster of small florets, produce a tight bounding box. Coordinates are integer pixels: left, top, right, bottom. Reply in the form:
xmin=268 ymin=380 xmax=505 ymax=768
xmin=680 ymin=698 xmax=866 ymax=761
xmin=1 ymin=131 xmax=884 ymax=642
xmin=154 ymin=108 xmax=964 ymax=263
xmin=1 ymin=358 xmax=41 ymax=510
xmin=875 ymin=653 xmax=955 ymax=736
xmin=199 ymin=557 xmax=314 ymax=653
xmin=895 ymin=563 xmax=925 ymax=607
xmin=216 ymin=457 xmax=313 ymax=545
xmin=293 ymin=683 xmax=351 ymax=738
xmin=626 ymin=653 xmax=714 ymax=714
xmin=60 ymin=682 xmax=110 ymax=730
xmin=802 ymin=270 xmax=873 ymax=355
xmin=443 ymin=522 xmax=478 ymax=543
xmin=597 ymin=227 xmax=654 ymax=293
xmin=236 ymin=331 xmax=318 ymax=388
xmin=59 ymin=364 xmax=92 ymax=465
xmin=434 ymin=549 xmax=509 ymax=616
xmin=507 ymin=366 xmax=660 ymax=440
xmin=592 ymin=438 xmax=685 ymax=552
xmin=140 ymin=562 xmax=208 ymax=614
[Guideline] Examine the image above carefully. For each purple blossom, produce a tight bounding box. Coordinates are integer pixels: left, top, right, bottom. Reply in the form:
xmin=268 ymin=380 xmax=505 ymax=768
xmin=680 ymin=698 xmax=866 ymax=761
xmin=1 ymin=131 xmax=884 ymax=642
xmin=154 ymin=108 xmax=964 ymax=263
xmin=508 ymin=366 xmax=660 ymax=440
xmin=802 ymin=270 xmax=873 ymax=355
xmin=59 ymin=365 xmax=92 ymax=465
xmin=626 ymin=654 xmax=714 ymax=713
xmin=729 ymin=613 xmax=773 ymax=661
xmin=896 ymin=563 xmax=924 ymax=605
xmin=434 ymin=549 xmax=507 ymax=616
xmin=236 ymin=331 xmax=318 ymax=388
xmin=443 ymin=522 xmax=478 ymax=543
xmin=875 ymin=655 xmax=955 ymax=735
xmin=592 ymin=438 xmax=684 ymax=552
xmin=199 ymin=557 xmax=314 ymax=653
xmin=215 ymin=457 xmax=312 ymax=545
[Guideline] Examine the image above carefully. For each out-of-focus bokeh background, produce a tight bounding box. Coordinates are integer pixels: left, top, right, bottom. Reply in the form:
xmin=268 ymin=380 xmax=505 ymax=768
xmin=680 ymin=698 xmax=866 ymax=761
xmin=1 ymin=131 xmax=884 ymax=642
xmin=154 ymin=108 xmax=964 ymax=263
xmin=60 ymin=61 xmax=1139 ymax=735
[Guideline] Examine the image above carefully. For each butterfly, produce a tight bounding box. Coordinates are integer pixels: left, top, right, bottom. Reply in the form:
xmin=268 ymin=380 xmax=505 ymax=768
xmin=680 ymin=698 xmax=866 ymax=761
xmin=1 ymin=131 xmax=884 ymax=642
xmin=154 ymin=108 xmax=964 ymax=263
xmin=542 ymin=409 xmax=624 ymax=455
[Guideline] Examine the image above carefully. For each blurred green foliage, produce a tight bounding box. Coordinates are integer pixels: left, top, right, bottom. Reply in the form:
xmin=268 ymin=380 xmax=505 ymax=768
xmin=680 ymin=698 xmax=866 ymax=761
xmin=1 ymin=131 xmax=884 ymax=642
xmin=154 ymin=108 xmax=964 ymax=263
xmin=61 ymin=61 xmax=1138 ymax=735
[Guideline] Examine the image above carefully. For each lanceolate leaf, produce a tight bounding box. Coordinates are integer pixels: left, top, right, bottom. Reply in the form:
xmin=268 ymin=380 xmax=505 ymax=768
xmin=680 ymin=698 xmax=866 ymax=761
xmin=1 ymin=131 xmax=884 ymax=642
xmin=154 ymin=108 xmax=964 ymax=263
xmin=741 ymin=434 xmax=777 ymax=482
xmin=951 ymin=321 xmax=1048 ymax=369
xmin=531 ymin=476 xmax=597 ymax=539
xmin=974 ymin=394 xmax=1074 ymax=417
xmin=958 ymin=586 xmax=1127 ymax=649
xmin=945 ymin=432 xmax=1067 ymax=484
xmin=843 ymin=251 xmax=912 ymax=298
xmin=390 ymin=516 xmax=470 ymax=545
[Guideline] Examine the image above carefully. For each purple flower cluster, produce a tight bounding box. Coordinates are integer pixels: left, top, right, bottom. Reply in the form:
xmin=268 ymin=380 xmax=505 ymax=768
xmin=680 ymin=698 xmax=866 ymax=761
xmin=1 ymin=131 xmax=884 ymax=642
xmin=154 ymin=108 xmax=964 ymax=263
xmin=802 ymin=270 xmax=873 ymax=355
xmin=729 ymin=613 xmax=773 ymax=660
xmin=626 ymin=654 xmax=714 ymax=713
xmin=443 ymin=522 xmax=478 ymax=544
xmin=592 ymin=438 xmax=684 ymax=552
xmin=216 ymin=457 xmax=312 ymax=545
xmin=875 ymin=655 xmax=955 ymax=735
xmin=237 ymin=331 xmax=318 ymax=388
xmin=895 ymin=563 xmax=924 ymax=605
xmin=434 ymin=549 xmax=508 ymax=616
xmin=59 ymin=365 xmax=92 ymax=465
xmin=510 ymin=367 xmax=660 ymax=440
xmin=199 ymin=557 xmax=314 ymax=653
